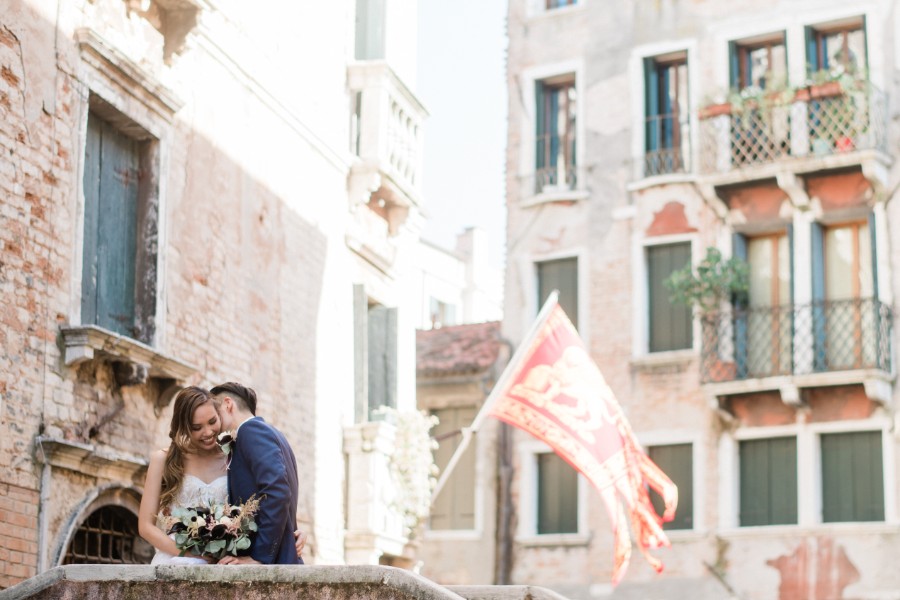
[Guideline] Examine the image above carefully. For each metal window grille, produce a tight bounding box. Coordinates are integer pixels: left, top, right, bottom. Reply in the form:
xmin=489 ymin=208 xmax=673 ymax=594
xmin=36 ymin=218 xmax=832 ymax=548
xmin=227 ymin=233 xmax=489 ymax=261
xmin=63 ymin=505 xmax=152 ymax=565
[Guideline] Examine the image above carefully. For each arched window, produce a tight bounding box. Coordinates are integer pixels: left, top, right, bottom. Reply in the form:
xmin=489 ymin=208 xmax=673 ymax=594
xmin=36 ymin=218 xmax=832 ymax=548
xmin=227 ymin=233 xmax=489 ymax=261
xmin=63 ymin=504 xmax=152 ymax=565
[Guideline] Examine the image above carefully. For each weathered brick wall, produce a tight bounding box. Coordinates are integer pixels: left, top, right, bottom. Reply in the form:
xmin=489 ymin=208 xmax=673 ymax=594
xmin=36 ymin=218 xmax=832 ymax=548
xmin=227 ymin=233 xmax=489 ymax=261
xmin=1 ymin=0 xmax=359 ymax=587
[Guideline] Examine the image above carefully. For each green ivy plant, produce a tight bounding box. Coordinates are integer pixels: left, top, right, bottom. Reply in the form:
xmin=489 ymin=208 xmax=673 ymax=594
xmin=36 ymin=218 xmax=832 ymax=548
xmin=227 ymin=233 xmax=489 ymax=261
xmin=665 ymin=247 xmax=749 ymax=314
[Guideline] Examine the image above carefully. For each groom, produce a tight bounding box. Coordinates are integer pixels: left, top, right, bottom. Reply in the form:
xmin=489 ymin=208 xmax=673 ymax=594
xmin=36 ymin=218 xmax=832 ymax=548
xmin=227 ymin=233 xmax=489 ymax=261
xmin=212 ymin=382 xmax=303 ymax=565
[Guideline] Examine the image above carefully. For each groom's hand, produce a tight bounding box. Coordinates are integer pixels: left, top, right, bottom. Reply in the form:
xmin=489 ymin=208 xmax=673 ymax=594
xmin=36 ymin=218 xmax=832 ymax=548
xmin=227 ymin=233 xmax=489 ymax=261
xmin=219 ymin=556 xmax=261 ymax=566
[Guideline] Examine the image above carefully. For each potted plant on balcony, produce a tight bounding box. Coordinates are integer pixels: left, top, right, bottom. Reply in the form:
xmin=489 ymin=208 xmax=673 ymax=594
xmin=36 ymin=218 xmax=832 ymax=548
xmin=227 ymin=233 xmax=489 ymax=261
xmin=665 ymin=247 xmax=749 ymax=315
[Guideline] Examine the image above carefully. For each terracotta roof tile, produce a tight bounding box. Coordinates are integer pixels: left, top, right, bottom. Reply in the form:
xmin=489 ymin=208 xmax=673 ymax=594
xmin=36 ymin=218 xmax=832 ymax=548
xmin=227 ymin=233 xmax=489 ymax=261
xmin=416 ymin=321 xmax=502 ymax=377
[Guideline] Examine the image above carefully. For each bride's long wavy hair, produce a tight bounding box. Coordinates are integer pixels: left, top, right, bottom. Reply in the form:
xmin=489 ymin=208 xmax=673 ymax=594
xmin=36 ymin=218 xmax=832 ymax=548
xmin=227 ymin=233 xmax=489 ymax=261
xmin=159 ymin=386 xmax=219 ymax=510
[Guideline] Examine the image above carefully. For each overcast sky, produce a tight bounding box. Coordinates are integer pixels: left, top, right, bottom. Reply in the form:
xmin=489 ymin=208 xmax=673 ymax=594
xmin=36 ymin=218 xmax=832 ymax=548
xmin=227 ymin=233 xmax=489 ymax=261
xmin=416 ymin=0 xmax=508 ymax=270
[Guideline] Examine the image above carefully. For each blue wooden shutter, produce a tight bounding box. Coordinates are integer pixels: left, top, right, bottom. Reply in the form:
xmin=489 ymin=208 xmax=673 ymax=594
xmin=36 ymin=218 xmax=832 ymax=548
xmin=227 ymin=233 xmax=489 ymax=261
xmin=728 ymin=41 xmax=740 ymax=89
xmin=732 ymin=234 xmax=749 ymax=378
xmin=82 ymin=115 xmax=139 ymax=337
xmin=535 ymin=81 xmax=546 ymax=173
xmin=811 ymin=222 xmax=826 ymax=371
xmin=805 ymin=26 xmax=819 ymax=73
xmin=648 ymin=243 xmax=692 ymax=352
xmin=645 ymin=57 xmax=659 ymax=153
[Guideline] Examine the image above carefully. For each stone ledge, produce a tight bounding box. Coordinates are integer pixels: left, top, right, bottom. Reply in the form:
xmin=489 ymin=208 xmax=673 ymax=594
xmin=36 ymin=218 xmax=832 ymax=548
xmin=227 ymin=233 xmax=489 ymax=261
xmin=0 ymin=565 xmax=471 ymax=600
xmin=448 ymin=585 xmax=571 ymax=600
xmin=60 ymin=325 xmax=198 ymax=382
xmin=36 ymin=437 xmax=148 ymax=481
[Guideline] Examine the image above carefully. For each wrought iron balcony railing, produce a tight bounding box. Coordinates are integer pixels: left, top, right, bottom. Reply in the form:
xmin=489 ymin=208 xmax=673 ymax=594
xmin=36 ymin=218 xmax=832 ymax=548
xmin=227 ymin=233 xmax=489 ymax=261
xmin=701 ymin=298 xmax=892 ymax=384
xmin=642 ymin=113 xmax=691 ymax=177
xmin=698 ymin=81 xmax=887 ymax=175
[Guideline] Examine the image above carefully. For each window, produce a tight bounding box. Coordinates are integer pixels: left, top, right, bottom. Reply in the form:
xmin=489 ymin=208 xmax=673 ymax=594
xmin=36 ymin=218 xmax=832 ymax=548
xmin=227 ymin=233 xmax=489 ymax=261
xmin=739 ymin=437 xmax=797 ymax=526
xmin=430 ymin=406 xmax=477 ymax=530
xmin=648 ymin=444 xmax=693 ymax=530
xmin=81 ymin=111 xmax=158 ymax=343
xmin=546 ymin=0 xmax=577 ymax=7
xmin=63 ymin=505 xmax=152 ymax=565
xmin=644 ymin=53 xmax=689 ymax=176
xmin=821 ymin=431 xmax=884 ymax=522
xmin=731 ymin=34 xmax=787 ymax=90
xmin=734 ymin=233 xmax=793 ymax=378
xmin=429 ymin=297 xmax=457 ymax=329
xmin=535 ymin=76 xmax=577 ymax=192
xmin=807 ymin=19 xmax=867 ymax=74
xmin=353 ymin=285 xmax=398 ymax=422
xmin=812 ymin=219 xmax=877 ymax=371
xmin=647 ymin=243 xmax=692 ymax=352
xmin=537 ymin=257 xmax=578 ymax=329
xmin=537 ymin=452 xmax=578 ymax=534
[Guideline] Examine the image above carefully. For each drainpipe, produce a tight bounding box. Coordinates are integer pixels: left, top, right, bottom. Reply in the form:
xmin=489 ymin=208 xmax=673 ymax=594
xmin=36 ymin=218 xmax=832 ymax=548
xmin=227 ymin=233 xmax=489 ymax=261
xmin=36 ymin=439 xmax=52 ymax=572
xmin=491 ymin=336 xmax=514 ymax=585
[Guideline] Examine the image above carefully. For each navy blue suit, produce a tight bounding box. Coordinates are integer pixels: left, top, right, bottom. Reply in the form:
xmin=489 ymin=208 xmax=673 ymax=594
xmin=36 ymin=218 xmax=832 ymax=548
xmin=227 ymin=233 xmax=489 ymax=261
xmin=228 ymin=417 xmax=302 ymax=564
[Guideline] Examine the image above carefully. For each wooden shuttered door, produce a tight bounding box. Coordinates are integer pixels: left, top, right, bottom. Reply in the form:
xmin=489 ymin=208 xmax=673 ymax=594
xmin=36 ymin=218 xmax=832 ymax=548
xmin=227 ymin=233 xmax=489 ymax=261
xmin=81 ymin=114 xmax=140 ymax=338
xmin=429 ymin=407 xmax=477 ymax=530
xmin=739 ymin=437 xmax=797 ymax=526
xmin=648 ymin=444 xmax=693 ymax=530
xmin=537 ymin=257 xmax=578 ymax=330
xmin=647 ymin=243 xmax=692 ymax=352
xmin=537 ymin=452 xmax=578 ymax=534
xmin=821 ymin=431 xmax=884 ymax=522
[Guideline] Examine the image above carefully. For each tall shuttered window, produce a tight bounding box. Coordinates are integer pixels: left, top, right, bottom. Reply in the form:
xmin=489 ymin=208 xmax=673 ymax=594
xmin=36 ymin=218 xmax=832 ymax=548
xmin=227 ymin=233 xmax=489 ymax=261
xmin=648 ymin=444 xmax=693 ymax=530
xmin=644 ymin=53 xmax=689 ymax=176
xmin=821 ymin=431 xmax=884 ymax=522
xmin=739 ymin=437 xmax=797 ymax=526
xmin=535 ymin=77 xmax=577 ymax=192
xmin=537 ymin=452 xmax=578 ymax=534
xmin=537 ymin=257 xmax=578 ymax=330
xmin=647 ymin=243 xmax=692 ymax=352
xmin=430 ymin=406 xmax=477 ymax=530
xmin=81 ymin=112 xmax=157 ymax=343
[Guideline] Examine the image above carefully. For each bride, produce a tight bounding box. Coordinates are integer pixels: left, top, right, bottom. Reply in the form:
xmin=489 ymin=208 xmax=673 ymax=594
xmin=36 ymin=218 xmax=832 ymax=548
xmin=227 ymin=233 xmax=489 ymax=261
xmin=138 ymin=386 xmax=304 ymax=564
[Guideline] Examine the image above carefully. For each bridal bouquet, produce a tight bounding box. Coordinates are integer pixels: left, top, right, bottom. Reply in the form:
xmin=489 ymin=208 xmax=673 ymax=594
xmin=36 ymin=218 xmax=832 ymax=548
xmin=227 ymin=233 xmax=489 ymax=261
xmin=159 ymin=495 xmax=261 ymax=559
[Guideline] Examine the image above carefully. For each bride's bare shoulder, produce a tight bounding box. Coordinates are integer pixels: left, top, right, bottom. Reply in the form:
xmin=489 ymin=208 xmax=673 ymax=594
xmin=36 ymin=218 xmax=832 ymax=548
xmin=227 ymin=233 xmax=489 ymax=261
xmin=149 ymin=449 xmax=169 ymax=466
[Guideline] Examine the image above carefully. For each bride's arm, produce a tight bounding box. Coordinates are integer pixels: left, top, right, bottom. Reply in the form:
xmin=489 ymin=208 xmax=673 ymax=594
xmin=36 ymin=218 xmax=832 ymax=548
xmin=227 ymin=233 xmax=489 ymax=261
xmin=138 ymin=450 xmax=181 ymax=557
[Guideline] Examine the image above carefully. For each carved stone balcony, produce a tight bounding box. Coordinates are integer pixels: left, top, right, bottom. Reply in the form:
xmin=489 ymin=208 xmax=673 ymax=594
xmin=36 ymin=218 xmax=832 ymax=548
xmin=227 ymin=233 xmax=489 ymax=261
xmin=347 ymin=61 xmax=427 ymax=221
xmin=697 ymin=81 xmax=888 ymax=184
xmin=700 ymin=298 xmax=894 ymax=405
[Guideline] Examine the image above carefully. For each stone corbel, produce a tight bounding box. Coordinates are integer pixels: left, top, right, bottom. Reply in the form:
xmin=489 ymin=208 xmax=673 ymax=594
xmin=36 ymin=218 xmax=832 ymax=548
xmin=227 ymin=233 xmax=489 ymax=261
xmin=862 ymin=160 xmax=889 ymax=200
xmin=775 ymin=172 xmax=810 ymax=211
xmin=696 ymin=182 xmax=728 ymax=221
xmin=864 ymin=378 xmax=893 ymax=407
xmin=779 ymin=382 xmax=802 ymax=407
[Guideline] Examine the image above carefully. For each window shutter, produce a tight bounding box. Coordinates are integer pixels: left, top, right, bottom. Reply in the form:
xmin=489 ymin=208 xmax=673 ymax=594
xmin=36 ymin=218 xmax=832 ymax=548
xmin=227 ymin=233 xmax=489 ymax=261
xmin=644 ymin=58 xmax=659 ymax=152
xmin=648 ymin=243 xmax=692 ymax=352
xmin=805 ymin=26 xmax=818 ymax=73
xmin=367 ymin=305 xmax=397 ymax=418
xmin=537 ymin=258 xmax=578 ymax=330
xmin=537 ymin=453 xmax=578 ymax=534
xmin=728 ymin=41 xmax=740 ymax=89
xmin=822 ymin=431 xmax=884 ymax=522
xmin=535 ymin=82 xmax=546 ymax=171
xmin=740 ymin=437 xmax=797 ymax=526
xmin=81 ymin=117 xmax=102 ymax=326
xmin=648 ymin=444 xmax=693 ymax=530
xmin=732 ymin=234 xmax=749 ymax=378
xmin=811 ymin=222 xmax=826 ymax=371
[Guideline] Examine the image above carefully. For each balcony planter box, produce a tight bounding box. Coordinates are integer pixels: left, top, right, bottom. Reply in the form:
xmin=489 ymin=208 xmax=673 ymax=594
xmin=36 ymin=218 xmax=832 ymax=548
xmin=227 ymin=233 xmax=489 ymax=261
xmin=698 ymin=102 xmax=732 ymax=119
xmin=795 ymin=81 xmax=843 ymax=102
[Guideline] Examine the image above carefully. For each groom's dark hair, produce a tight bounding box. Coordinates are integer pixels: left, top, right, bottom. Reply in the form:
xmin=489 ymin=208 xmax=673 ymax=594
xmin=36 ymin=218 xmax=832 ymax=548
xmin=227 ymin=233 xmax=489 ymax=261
xmin=210 ymin=381 xmax=258 ymax=415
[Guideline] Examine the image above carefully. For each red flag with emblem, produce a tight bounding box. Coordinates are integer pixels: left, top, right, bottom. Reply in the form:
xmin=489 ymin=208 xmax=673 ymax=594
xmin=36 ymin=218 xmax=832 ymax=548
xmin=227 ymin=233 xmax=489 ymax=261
xmin=490 ymin=301 xmax=678 ymax=585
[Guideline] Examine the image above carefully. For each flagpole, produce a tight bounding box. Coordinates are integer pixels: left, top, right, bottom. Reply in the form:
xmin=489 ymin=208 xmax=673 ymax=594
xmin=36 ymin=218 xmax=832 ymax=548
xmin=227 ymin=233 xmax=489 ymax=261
xmin=431 ymin=291 xmax=559 ymax=504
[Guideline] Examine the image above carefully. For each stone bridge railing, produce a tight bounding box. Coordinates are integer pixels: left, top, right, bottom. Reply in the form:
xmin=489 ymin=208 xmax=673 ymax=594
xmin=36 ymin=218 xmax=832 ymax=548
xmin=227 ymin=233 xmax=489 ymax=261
xmin=0 ymin=565 xmax=571 ymax=600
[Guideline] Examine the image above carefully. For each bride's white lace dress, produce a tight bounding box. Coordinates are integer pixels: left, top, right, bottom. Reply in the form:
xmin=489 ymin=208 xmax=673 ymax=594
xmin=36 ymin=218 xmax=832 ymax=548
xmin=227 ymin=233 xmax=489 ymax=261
xmin=151 ymin=474 xmax=229 ymax=565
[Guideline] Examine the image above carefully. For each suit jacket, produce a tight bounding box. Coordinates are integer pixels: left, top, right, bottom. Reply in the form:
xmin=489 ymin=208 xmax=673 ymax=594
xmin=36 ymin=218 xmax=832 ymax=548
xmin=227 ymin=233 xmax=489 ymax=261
xmin=228 ymin=417 xmax=302 ymax=564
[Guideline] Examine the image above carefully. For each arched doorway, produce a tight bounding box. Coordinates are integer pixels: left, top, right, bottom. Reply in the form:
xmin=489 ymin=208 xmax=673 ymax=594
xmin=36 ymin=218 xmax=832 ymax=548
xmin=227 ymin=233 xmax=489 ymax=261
xmin=59 ymin=486 xmax=153 ymax=565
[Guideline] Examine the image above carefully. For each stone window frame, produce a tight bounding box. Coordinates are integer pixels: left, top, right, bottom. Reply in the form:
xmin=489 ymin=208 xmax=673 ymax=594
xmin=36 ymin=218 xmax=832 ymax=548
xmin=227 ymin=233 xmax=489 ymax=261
xmin=717 ymin=417 xmax=897 ymax=532
xmin=63 ymin=28 xmax=195 ymax=386
xmin=515 ymin=438 xmax=589 ymax=546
